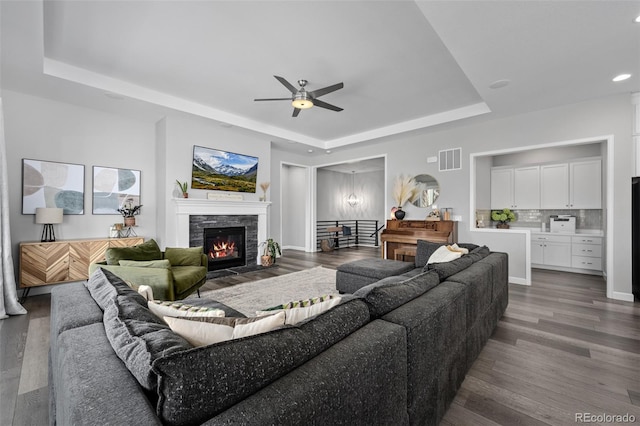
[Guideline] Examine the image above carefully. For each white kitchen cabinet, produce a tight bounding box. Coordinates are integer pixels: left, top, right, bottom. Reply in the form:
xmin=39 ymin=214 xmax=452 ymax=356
xmin=491 ymin=166 xmax=539 ymax=209
xmin=570 ymin=159 xmax=601 ymax=209
xmin=513 ymin=166 xmax=540 ymax=209
xmin=571 ymin=236 xmax=603 ymax=271
xmin=540 ymin=163 xmax=569 ymax=208
xmin=531 ymin=234 xmax=571 ymax=267
xmin=490 ymin=168 xmax=514 ymax=209
xmin=540 ymin=159 xmax=601 ymax=209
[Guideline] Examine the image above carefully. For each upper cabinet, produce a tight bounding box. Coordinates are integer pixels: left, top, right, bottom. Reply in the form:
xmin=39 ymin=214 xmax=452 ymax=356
xmin=492 ymin=158 xmax=601 ymax=211
xmin=570 ymin=159 xmax=602 ymax=209
xmin=541 ymin=159 xmax=601 ymax=209
xmin=491 ymin=166 xmax=540 ymax=209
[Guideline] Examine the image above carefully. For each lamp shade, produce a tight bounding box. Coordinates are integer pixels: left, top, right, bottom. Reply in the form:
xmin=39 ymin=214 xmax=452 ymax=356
xmin=35 ymin=208 xmax=64 ymax=224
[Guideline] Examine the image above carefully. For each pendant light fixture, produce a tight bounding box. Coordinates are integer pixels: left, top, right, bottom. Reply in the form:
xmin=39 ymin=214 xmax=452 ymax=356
xmin=347 ymin=171 xmax=359 ymax=207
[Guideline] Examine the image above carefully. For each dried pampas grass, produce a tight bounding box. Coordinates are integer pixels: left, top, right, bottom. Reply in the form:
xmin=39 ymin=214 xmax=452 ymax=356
xmin=393 ymin=175 xmax=420 ymax=207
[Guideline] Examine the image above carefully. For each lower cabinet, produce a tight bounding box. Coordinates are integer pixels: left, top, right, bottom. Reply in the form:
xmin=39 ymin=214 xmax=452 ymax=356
xmin=531 ymin=234 xmax=571 ymax=267
xmin=571 ymin=236 xmax=603 ymax=271
xmin=531 ymin=233 xmax=603 ymax=274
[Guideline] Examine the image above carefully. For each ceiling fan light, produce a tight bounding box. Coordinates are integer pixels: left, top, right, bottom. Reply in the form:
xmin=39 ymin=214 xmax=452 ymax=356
xmin=292 ymin=98 xmax=313 ymax=109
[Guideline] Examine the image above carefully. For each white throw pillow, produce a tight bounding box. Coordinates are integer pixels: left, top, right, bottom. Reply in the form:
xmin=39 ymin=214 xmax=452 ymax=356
xmin=427 ymin=245 xmax=463 ymax=264
xmin=164 ymin=312 xmax=286 ymax=347
xmin=136 ymin=285 xmax=155 ymax=301
xmin=256 ymin=296 xmax=342 ymax=325
xmin=148 ymin=300 xmax=225 ymax=322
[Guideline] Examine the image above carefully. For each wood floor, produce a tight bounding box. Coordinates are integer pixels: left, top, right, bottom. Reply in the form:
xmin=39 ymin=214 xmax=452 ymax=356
xmin=1 ymin=246 xmax=639 ymax=425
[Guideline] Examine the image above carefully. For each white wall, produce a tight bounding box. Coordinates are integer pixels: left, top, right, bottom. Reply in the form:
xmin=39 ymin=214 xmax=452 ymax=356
xmin=316 ymin=169 xmax=384 ymax=224
xmin=271 ymin=94 xmax=634 ymax=297
xmin=3 ymin=90 xmax=157 ymax=293
xmin=281 ymin=165 xmax=306 ymax=249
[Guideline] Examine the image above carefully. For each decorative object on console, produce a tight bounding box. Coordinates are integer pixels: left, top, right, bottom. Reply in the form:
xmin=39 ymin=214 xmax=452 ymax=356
xmin=191 ymin=145 xmax=258 ymax=193
xmin=117 ymin=197 xmax=142 ymax=227
xmin=22 ymin=158 xmax=84 ymax=214
xmin=176 ymin=180 xmax=189 ymax=198
xmin=92 ymin=166 xmax=141 ymax=215
xmin=260 ymin=238 xmax=281 ymax=267
xmin=392 ymin=175 xmax=420 ymax=220
xmin=35 ymin=207 xmax=63 ymax=242
xmin=491 ymin=208 xmax=516 ymax=229
xmin=426 ymin=208 xmax=441 ymax=221
xmin=259 ymin=181 xmax=270 ymax=201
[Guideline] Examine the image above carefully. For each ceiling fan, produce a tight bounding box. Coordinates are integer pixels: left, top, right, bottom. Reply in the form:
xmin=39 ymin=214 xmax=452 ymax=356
xmin=254 ymin=75 xmax=344 ymax=117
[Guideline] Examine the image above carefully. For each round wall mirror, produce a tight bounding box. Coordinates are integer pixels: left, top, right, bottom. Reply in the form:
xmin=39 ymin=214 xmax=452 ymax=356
xmin=412 ymin=174 xmax=440 ymax=208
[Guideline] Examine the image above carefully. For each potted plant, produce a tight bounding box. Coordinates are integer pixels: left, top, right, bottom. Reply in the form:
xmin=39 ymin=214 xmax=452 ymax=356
xmin=259 ymin=238 xmax=281 ymax=267
xmin=176 ymin=180 xmax=189 ymax=198
xmin=392 ymin=175 xmax=420 ymax=220
xmin=491 ymin=208 xmax=516 ymax=229
xmin=117 ymin=198 xmax=142 ymax=227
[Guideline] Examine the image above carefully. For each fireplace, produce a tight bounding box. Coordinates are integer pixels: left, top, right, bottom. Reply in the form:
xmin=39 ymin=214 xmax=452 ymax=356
xmin=203 ymin=226 xmax=246 ymax=271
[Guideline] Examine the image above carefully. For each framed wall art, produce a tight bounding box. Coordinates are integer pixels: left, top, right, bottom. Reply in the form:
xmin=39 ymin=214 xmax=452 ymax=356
xmin=92 ymin=166 xmax=141 ymax=214
xmin=191 ymin=145 xmax=258 ymax=193
xmin=22 ymin=158 xmax=85 ymax=214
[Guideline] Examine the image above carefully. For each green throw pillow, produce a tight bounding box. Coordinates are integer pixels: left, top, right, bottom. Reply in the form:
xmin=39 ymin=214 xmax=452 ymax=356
xmin=105 ymin=239 xmax=162 ymax=265
xmin=118 ymin=259 xmax=171 ymax=269
xmin=164 ymin=247 xmax=203 ymax=267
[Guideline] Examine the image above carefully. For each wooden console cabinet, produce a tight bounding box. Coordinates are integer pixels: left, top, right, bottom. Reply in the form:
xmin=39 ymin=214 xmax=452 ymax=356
xmin=19 ymin=237 xmax=144 ymax=288
xmin=380 ymin=220 xmax=457 ymax=260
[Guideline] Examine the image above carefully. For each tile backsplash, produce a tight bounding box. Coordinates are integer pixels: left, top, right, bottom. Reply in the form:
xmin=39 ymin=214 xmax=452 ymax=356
xmin=476 ymin=209 xmax=602 ymax=230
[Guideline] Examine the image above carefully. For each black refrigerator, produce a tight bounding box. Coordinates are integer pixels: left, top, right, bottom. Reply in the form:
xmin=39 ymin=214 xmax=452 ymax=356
xmin=633 ymin=177 xmax=640 ymax=301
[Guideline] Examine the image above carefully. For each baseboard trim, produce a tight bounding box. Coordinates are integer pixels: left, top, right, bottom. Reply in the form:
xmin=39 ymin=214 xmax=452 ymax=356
xmin=282 ymin=245 xmax=306 ymax=251
xmin=509 ymin=276 xmax=530 ymax=286
xmin=612 ymin=291 xmax=634 ymax=302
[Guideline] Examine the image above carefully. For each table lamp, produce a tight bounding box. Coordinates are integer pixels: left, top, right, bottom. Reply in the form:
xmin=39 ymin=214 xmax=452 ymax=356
xmin=35 ymin=207 xmax=63 ymax=242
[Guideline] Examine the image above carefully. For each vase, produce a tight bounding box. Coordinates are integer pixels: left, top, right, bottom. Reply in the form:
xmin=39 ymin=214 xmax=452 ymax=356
xmin=261 ymin=255 xmax=273 ymax=267
xmin=394 ymin=207 xmax=406 ymax=220
xmin=496 ymin=223 xmax=510 ymax=229
xmin=182 ymin=192 xmax=189 ymax=198
xmin=124 ymin=216 xmax=136 ymax=227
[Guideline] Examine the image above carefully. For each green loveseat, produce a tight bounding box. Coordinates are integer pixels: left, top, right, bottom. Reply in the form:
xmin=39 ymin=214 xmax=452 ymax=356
xmin=88 ymin=239 xmax=208 ymax=301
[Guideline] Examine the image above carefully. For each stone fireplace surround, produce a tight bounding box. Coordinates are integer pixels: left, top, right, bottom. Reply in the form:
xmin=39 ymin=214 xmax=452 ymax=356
xmin=170 ymin=199 xmax=269 ymax=266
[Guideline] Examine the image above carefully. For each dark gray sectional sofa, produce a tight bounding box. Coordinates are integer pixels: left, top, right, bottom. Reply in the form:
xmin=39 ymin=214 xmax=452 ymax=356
xmin=49 ymin=241 xmax=508 ymax=426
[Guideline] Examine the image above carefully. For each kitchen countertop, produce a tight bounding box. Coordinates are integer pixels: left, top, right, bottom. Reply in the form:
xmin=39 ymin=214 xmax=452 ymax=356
xmin=477 ymin=227 xmax=604 ymax=237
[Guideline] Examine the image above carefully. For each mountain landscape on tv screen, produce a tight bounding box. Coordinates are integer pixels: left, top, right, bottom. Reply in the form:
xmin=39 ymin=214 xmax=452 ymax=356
xmin=191 ymin=147 xmax=258 ymax=193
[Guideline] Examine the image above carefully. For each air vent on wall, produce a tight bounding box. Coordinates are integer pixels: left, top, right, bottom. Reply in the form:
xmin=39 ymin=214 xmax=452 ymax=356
xmin=439 ymin=148 xmax=462 ymax=171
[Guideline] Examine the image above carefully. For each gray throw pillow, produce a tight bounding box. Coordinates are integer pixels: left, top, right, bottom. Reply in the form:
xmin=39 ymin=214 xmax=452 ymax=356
xmin=103 ymin=295 xmax=192 ymax=392
xmin=354 ymin=271 xmax=440 ymax=317
xmin=84 ymin=268 xmax=147 ymax=311
xmin=427 ymin=256 xmax=475 ymax=281
xmin=414 ymin=240 xmax=444 ymax=268
xmin=466 ymin=245 xmax=490 ymax=263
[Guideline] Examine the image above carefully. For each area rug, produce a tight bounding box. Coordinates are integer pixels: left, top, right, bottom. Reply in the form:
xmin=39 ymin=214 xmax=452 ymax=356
xmin=199 ymin=266 xmax=338 ymax=316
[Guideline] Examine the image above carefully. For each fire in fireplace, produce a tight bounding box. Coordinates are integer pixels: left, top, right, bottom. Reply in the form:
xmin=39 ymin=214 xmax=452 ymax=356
xmin=203 ymin=226 xmax=246 ymax=271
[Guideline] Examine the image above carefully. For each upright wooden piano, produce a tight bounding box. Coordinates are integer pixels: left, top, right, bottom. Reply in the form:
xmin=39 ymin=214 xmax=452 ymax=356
xmin=380 ymin=220 xmax=457 ymax=260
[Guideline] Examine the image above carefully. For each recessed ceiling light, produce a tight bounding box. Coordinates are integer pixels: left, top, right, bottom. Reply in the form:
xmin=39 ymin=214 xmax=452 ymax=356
xmin=635 ymin=14 xmax=640 ymax=23
xmin=612 ymin=73 xmax=631 ymax=82
xmin=489 ymin=79 xmax=510 ymax=89
xmin=307 ymin=149 xmax=314 ymax=153
xmin=325 ymin=150 xmax=332 ymax=154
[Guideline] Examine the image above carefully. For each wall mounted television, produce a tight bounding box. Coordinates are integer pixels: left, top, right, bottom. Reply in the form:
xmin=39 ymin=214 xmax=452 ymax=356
xmin=191 ymin=145 xmax=258 ymax=193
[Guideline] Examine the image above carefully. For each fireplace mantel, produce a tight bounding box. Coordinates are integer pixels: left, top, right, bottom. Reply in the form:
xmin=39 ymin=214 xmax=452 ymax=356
xmin=170 ymin=198 xmax=270 ymax=265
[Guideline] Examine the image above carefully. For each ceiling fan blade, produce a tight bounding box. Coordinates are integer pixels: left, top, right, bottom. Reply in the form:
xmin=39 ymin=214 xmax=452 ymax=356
xmin=309 ymin=82 xmax=344 ymax=98
xmin=292 ymin=108 xmax=301 ymax=117
xmin=312 ymin=99 xmax=343 ymax=112
xmin=274 ymin=76 xmax=298 ymax=94
xmin=254 ymin=98 xmax=292 ymax=101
